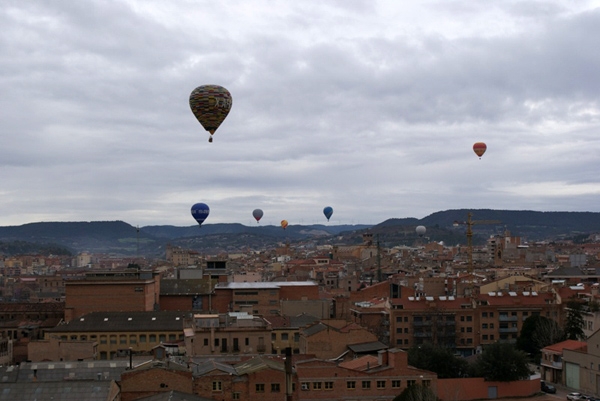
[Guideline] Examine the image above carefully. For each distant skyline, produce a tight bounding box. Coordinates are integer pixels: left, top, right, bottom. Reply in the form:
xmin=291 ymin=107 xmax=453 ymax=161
xmin=2 ymin=1 xmax=600 ymax=227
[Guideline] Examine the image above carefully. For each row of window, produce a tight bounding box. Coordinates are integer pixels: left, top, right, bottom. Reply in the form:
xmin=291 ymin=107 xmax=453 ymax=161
xmin=60 ymin=333 xmax=183 ymax=345
xmin=214 ymin=379 xmax=425 ymax=394
xmin=299 ymin=379 xmax=416 ymax=391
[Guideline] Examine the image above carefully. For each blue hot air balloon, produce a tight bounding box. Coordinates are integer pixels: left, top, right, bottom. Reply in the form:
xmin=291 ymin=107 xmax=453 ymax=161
xmin=191 ymin=203 xmax=210 ymax=226
xmin=323 ymin=206 xmax=333 ymax=221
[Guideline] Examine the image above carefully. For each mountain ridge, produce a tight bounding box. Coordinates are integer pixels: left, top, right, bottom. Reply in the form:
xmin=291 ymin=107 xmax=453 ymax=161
xmin=0 ymin=209 xmax=598 ymax=256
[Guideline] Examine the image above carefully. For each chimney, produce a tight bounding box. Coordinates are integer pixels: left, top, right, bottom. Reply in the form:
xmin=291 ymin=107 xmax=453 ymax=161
xmin=378 ymin=350 xmax=388 ymax=366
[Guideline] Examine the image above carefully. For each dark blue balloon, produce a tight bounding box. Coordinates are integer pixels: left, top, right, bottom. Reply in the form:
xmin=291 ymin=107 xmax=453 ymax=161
xmin=191 ymin=203 xmax=210 ymax=226
xmin=323 ymin=206 xmax=333 ymax=221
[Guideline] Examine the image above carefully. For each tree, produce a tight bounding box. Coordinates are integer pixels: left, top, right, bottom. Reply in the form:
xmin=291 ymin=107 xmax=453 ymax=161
xmin=471 ymin=343 xmax=530 ymax=381
xmin=393 ymin=384 xmax=437 ymax=401
xmin=565 ymin=300 xmax=586 ymax=341
xmin=516 ymin=315 xmax=565 ymax=362
xmin=408 ymin=343 xmax=469 ymax=378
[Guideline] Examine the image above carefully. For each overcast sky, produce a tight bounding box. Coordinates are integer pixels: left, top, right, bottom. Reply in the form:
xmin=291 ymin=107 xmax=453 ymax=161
xmin=2 ymin=1 xmax=600 ymax=228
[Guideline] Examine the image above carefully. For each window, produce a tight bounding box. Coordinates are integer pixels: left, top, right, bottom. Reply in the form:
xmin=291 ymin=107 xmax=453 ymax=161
xmin=255 ymin=384 xmax=265 ymax=393
xmin=149 ymin=334 xmax=156 ymax=342
xmin=281 ymin=333 xmax=288 ymax=341
xmin=129 ymin=335 xmax=137 ymax=344
xmin=483 ymin=335 xmax=488 ymax=340
xmin=482 ymin=312 xmax=488 ymax=318
xmin=489 ymin=323 xmax=494 ymax=329
xmin=482 ymin=323 xmax=488 ymax=329
xmin=362 ymin=381 xmax=371 ymax=389
xmin=392 ymin=380 xmax=401 ymax=388
xmin=404 ymin=328 xmax=409 ymax=333
xmin=460 ymin=316 xmax=465 ymax=321
xmin=271 ymin=333 xmax=276 ymax=341
xmin=301 ymin=383 xmax=310 ymax=391
xmin=377 ymin=380 xmax=386 ymax=389
xmin=294 ymin=333 xmax=300 ymax=342
xmin=245 ymin=338 xmax=249 ymax=346
xmin=489 ymin=312 xmax=494 ymax=317
xmin=407 ymin=380 xmax=416 ymax=387
xmin=100 ymin=335 xmax=107 ymax=344
xmin=169 ymin=334 xmax=176 ymax=341
xmin=423 ymin=380 xmax=431 ymax=387
xmin=396 ymin=317 xmax=402 ymax=323
xmin=110 ymin=335 xmax=117 ymax=344
xmin=159 ymin=334 xmax=166 ymax=342
xmin=212 ymin=381 xmax=222 ymax=391
xmin=232 ymin=392 xmax=240 ymax=399
xmin=324 ymin=382 xmax=333 ymax=390
xmin=313 ymin=382 xmax=322 ymax=390
xmin=466 ymin=316 xmax=472 ymax=322
xmin=347 ymin=381 xmax=356 ymax=389
xmin=139 ymin=335 xmax=146 ymax=343
xmin=215 ymin=338 xmax=220 ymax=346
xmin=271 ymin=383 xmax=280 ymax=392
xmin=467 ymin=327 xmax=472 ymax=333
xmin=204 ymin=338 xmax=208 ymax=346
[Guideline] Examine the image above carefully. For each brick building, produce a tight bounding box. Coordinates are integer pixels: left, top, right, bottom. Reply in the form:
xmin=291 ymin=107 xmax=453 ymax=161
xmin=64 ymin=269 xmax=161 ymax=321
xmin=212 ymin=281 xmax=319 ymax=316
xmin=299 ymin=320 xmax=379 ymax=360
xmin=45 ymin=311 xmax=187 ymax=360
xmin=184 ymin=312 xmax=272 ymax=356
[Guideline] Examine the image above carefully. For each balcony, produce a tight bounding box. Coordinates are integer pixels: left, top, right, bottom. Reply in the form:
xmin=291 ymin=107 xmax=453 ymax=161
xmin=498 ymin=315 xmax=518 ymax=322
xmin=498 ymin=327 xmax=518 ymax=333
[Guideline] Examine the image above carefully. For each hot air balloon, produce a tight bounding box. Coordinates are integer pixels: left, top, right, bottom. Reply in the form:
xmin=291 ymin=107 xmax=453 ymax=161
xmin=252 ymin=209 xmax=264 ymax=223
xmin=323 ymin=206 xmax=333 ymax=221
xmin=473 ymin=142 xmax=487 ymax=159
xmin=191 ymin=203 xmax=210 ymax=226
xmin=189 ymin=85 xmax=232 ymax=143
xmin=416 ymin=225 xmax=426 ymax=237
xmin=280 ymin=220 xmax=288 ymax=230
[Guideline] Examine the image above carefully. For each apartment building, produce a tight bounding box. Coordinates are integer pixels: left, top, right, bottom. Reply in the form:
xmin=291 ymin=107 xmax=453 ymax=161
xmin=385 ymin=289 xmax=561 ymax=356
xmin=184 ymin=312 xmax=272 ymax=356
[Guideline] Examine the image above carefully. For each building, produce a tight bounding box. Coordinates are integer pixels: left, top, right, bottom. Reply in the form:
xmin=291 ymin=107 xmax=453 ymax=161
xmin=44 ymin=311 xmax=187 ymax=360
xmin=64 ymin=269 xmax=161 ymax=321
xmin=211 ymin=281 xmax=320 ymax=316
xmin=540 ymin=339 xmax=586 ymax=385
xmin=299 ymin=320 xmax=379 ymax=360
xmin=184 ymin=312 xmax=272 ymax=356
xmin=562 ymin=329 xmax=600 ymax=396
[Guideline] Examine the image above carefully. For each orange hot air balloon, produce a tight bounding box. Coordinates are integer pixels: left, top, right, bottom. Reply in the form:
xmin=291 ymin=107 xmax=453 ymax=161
xmin=280 ymin=220 xmax=288 ymax=230
xmin=473 ymin=142 xmax=487 ymax=159
xmin=189 ymin=85 xmax=232 ymax=143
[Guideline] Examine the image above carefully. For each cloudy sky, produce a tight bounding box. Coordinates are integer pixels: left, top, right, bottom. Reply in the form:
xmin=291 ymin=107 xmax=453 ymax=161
xmin=2 ymin=1 xmax=600 ymax=228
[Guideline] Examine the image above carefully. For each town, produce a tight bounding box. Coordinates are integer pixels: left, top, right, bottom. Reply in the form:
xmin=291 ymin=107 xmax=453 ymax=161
xmin=1 ymin=224 xmax=599 ymax=401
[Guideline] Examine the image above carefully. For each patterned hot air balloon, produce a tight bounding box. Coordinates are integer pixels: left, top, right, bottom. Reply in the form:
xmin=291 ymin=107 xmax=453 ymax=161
xmin=189 ymin=85 xmax=232 ymax=142
xmin=280 ymin=220 xmax=288 ymax=230
xmin=252 ymin=209 xmax=264 ymax=223
xmin=473 ymin=142 xmax=487 ymax=159
xmin=191 ymin=203 xmax=210 ymax=226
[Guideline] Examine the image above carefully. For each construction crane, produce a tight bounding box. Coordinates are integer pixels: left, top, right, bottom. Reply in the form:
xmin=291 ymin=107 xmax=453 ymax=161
xmin=453 ymin=212 xmax=501 ymax=274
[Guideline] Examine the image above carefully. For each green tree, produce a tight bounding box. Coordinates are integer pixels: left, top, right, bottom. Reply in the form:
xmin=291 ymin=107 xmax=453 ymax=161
xmin=408 ymin=343 xmax=469 ymax=378
xmin=516 ymin=315 xmax=565 ymax=362
xmin=393 ymin=384 xmax=437 ymax=401
xmin=565 ymin=300 xmax=586 ymax=340
xmin=471 ymin=343 xmax=530 ymax=381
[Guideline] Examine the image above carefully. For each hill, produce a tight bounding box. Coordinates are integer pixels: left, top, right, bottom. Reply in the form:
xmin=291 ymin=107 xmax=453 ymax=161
xmin=0 ymin=209 xmax=598 ymax=256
